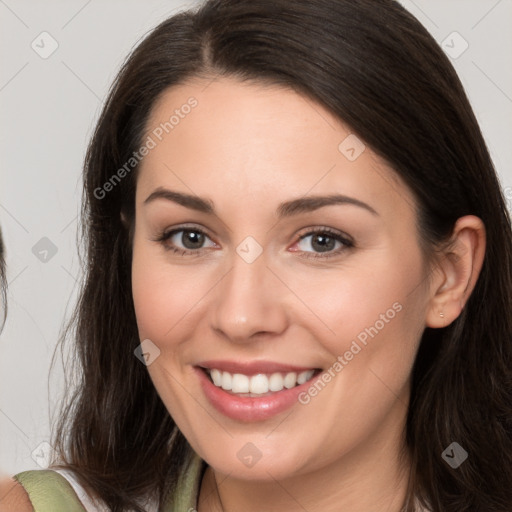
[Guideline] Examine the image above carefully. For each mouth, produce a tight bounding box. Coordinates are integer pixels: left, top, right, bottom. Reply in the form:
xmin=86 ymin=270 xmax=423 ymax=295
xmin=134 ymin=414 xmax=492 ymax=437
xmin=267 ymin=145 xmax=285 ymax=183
xmin=199 ymin=367 xmax=322 ymax=397
xmin=194 ymin=360 xmax=324 ymax=421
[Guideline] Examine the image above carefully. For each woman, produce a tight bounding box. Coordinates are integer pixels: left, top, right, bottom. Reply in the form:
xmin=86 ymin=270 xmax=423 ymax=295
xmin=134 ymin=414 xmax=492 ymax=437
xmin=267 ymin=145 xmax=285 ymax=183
xmin=2 ymin=0 xmax=511 ymax=511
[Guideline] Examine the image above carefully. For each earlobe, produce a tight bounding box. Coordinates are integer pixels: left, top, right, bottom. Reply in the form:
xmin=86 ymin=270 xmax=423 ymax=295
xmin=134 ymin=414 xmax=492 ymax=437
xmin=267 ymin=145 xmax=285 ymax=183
xmin=425 ymin=215 xmax=486 ymax=328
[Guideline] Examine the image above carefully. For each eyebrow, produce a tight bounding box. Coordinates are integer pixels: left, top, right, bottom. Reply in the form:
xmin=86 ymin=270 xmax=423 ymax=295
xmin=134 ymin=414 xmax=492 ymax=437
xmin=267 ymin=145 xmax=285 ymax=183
xmin=143 ymin=187 xmax=379 ymax=217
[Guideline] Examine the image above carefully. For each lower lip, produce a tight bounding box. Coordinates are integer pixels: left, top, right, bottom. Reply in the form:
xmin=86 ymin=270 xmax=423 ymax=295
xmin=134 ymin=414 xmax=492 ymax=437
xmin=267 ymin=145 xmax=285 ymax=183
xmin=195 ymin=367 xmax=319 ymax=422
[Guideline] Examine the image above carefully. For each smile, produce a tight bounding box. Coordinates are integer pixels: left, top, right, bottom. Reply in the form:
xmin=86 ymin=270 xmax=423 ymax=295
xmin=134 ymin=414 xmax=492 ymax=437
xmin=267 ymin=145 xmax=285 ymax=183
xmin=206 ymin=368 xmax=317 ymax=395
xmin=195 ymin=361 xmax=322 ymax=421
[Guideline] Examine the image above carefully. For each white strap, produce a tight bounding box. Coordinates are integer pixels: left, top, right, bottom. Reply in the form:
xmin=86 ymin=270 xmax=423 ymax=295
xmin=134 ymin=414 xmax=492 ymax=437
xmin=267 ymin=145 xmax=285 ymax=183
xmin=52 ymin=468 xmax=159 ymax=511
xmin=51 ymin=468 xmax=110 ymax=512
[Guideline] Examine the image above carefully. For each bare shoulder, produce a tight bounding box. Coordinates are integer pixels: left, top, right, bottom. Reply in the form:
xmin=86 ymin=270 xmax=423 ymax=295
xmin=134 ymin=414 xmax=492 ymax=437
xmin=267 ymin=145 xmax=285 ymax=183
xmin=0 ymin=477 xmax=33 ymax=512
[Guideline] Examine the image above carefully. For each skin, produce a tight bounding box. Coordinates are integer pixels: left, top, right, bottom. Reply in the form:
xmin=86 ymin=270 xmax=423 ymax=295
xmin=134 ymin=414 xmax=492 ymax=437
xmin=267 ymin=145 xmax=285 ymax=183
xmin=128 ymin=76 xmax=485 ymax=512
xmin=0 ymin=477 xmax=33 ymax=512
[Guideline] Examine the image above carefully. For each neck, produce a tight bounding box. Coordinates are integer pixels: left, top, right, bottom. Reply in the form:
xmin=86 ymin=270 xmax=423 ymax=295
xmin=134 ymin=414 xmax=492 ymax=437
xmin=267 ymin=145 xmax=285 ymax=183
xmin=197 ymin=397 xmax=412 ymax=512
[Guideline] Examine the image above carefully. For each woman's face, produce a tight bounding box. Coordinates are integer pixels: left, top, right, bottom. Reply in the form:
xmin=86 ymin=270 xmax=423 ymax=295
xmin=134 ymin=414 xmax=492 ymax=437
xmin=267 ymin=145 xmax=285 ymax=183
xmin=131 ymin=77 xmax=432 ymax=480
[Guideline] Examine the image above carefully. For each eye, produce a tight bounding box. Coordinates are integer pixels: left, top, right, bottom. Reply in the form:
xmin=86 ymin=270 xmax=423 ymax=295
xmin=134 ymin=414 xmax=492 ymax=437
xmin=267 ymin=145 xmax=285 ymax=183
xmin=153 ymin=225 xmax=353 ymax=259
xmin=292 ymin=227 xmax=354 ymax=259
xmin=154 ymin=226 xmax=217 ymax=256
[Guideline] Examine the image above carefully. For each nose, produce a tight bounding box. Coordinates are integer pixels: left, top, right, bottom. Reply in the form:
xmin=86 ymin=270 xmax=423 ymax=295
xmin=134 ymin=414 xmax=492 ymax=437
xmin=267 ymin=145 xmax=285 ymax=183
xmin=209 ymin=248 xmax=289 ymax=344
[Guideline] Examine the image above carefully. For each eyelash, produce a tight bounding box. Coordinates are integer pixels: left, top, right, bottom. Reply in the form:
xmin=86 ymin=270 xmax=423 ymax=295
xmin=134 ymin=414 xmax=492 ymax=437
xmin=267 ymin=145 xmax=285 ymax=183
xmin=153 ymin=225 xmax=354 ymax=260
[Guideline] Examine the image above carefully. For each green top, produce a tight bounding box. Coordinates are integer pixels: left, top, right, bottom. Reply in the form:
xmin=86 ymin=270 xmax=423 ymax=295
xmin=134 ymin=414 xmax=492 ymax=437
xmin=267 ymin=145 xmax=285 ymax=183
xmin=13 ymin=452 xmax=206 ymax=512
xmin=14 ymin=455 xmax=431 ymax=511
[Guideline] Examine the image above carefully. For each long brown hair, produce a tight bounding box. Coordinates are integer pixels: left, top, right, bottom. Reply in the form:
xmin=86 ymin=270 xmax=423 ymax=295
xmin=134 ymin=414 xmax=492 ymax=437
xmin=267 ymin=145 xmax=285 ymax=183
xmin=52 ymin=1 xmax=512 ymax=510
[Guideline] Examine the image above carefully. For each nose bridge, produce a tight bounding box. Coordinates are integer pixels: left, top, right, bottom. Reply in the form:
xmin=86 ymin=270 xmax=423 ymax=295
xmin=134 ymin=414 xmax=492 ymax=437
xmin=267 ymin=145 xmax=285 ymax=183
xmin=210 ymin=243 xmax=287 ymax=342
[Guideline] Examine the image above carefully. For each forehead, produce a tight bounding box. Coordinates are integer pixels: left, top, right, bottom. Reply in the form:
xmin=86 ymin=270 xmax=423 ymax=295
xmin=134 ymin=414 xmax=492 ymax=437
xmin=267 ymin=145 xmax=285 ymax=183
xmin=136 ymin=77 xmax=416 ymax=222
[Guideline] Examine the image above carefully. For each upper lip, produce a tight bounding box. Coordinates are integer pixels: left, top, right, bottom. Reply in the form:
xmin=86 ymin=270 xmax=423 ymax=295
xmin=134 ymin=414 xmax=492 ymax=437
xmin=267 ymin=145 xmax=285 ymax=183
xmin=197 ymin=360 xmax=320 ymax=376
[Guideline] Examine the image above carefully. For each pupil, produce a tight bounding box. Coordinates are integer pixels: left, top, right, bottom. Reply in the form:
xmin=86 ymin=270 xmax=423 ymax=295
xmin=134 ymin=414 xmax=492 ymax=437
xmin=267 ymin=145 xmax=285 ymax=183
xmin=312 ymin=234 xmax=334 ymax=252
xmin=182 ymin=230 xmax=204 ymax=249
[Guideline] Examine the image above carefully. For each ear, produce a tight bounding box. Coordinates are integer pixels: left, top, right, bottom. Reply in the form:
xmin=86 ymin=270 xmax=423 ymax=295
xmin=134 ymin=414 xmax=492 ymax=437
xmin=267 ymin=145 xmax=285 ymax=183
xmin=425 ymin=215 xmax=486 ymax=328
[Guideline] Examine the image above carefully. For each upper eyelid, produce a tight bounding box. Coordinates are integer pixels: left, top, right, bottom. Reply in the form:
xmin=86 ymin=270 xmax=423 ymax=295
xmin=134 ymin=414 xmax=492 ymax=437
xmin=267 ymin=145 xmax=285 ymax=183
xmin=160 ymin=225 xmax=353 ymax=248
xmin=162 ymin=224 xmax=215 ymax=241
xmin=161 ymin=224 xmax=350 ymax=237
xmin=297 ymin=226 xmax=352 ymax=241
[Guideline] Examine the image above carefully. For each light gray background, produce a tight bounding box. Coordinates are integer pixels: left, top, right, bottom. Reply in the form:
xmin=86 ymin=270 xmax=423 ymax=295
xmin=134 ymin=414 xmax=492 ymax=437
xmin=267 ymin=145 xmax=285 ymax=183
xmin=1 ymin=0 xmax=511 ymax=475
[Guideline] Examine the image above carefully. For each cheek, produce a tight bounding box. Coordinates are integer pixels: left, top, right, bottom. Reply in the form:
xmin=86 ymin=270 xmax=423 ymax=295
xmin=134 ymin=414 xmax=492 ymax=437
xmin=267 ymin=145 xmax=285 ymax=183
xmin=286 ymin=256 xmax=425 ymax=460
xmin=131 ymin=241 xmax=214 ymax=346
xmin=333 ymin=257 xmax=424 ymax=391
xmin=131 ymin=240 xmax=175 ymax=342
xmin=284 ymin=249 xmax=425 ymax=360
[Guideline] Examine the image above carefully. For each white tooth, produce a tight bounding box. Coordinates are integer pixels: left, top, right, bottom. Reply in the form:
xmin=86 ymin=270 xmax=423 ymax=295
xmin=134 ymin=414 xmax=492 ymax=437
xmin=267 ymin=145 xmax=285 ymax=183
xmin=283 ymin=372 xmax=297 ymax=389
xmin=210 ymin=369 xmax=222 ymax=386
xmin=221 ymin=371 xmax=232 ymax=391
xmin=269 ymin=373 xmax=285 ymax=392
xmin=297 ymin=370 xmax=314 ymax=385
xmin=232 ymin=373 xmax=250 ymax=393
xmin=212 ymin=369 xmax=315 ymax=393
xmin=250 ymin=374 xmax=269 ymax=394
